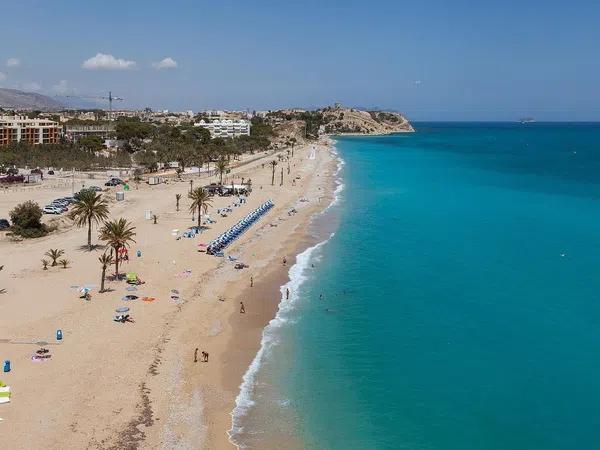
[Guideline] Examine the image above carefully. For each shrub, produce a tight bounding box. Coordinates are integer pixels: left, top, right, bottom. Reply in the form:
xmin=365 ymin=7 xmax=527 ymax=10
xmin=9 ymin=201 xmax=48 ymax=238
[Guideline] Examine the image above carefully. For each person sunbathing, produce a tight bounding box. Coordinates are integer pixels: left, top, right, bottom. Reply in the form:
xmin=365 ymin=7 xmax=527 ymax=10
xmin=114 ymin=314 xmax=135 ymax=323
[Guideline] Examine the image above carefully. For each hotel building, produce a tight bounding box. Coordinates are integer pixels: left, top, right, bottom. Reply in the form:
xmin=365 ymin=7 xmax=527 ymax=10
xmin=0 ymin=115 xmax=62 ymax=146
xmin=194 ymin=119 xmax=251 ymax=138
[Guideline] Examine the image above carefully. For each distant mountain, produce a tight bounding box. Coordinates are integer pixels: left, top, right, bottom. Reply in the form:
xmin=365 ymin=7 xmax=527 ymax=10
xmin=0 ymin=88 xmax=64 ymax=110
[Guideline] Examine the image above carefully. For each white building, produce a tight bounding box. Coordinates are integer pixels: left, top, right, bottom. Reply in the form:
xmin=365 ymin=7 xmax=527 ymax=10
xmin=193 ymin=119 xmax=251 ymax=138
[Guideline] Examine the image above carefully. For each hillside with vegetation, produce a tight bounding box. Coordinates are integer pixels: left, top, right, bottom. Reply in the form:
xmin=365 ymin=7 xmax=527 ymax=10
xmin=266 ymin=106 xmax=413 ymax=142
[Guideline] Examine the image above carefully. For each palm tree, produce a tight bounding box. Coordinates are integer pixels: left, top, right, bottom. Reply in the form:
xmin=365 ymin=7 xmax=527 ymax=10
xmin=98 ymin=218 xmax=136 ymax=278
xmin=45 ymin=248 xmax=64 ymax=266
xmin=175 ymin=193 xmax=181 ymax=211
xmin=188 ymin=187 xmax=213 ymax=228
xmin=59 ymin=259 xmax=70 ymax=269
xmin=290 ymin=137 xmax=297 ymax=157
xmin=216 ymin=158 xmax=228 ymax=185
xmin=69 ymin=190 xmax=110 ymax=250
xmin=270 ymin=160 xmax=278 ymax=186
xmin=98 ymin=250 xmax=114 ymax=293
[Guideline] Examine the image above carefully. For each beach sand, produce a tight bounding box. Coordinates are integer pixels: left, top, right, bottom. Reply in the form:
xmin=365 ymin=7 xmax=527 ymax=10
xmin=0 ymin=139 xmax=336 ymax=449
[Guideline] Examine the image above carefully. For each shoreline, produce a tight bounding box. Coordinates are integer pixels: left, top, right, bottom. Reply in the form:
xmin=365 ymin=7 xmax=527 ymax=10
xmin=226 ymin=139 xmax=344 ymax=448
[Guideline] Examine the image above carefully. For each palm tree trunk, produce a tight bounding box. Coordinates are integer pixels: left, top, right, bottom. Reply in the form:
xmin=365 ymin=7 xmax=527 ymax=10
xmin=100 ymin=266 xmax=106 ymax=292
xmin=271 ymin=167 xmax=275 ymax=185
xmin=197 ymin=206 xmax=202 ymax=228
xmin=87 ymin=217 xmax=92 ymax=250
xmin=114 ymin=245 xmax=120 ymax=277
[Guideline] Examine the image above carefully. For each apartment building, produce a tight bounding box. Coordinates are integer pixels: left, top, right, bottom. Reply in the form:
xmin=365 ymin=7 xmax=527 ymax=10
xmin=193 ymin=119 xmax=251 ymax=138
xmin=0 ymin=115 xmax=61 ymax=146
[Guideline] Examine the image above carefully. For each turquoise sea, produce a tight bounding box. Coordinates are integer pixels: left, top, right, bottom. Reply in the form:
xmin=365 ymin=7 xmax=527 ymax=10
xmin=230 ymin=123 xmax=600 ymax=449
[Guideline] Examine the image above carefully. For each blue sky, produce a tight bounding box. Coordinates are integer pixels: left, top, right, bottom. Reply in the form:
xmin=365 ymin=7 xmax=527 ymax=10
xmin=1 ymin=0 xmax=599 ymax=120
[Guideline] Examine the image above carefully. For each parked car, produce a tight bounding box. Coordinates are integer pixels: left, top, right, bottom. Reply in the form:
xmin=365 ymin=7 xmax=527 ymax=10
xmin=89 ymin=185 xmax=103 ymax=192
xmin=51 ymin=201 xmax=68 ymax=210
xmin=105 ymin=178 xmax=124 ymax=187
xmin=0 ymin=219 xmax=10 ymax=229
xmin=43 ymin=206 xmax=62 ymax=214
xmin=47 ymin=170 xmax=55 ymax=175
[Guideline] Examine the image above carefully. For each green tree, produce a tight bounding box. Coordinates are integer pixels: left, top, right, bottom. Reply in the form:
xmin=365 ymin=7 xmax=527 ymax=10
xmin=98 ymin=218 xmax=136 ymax=277
xmin=9 ymin=201 xmax=47 ymax=238
xmin=188 ymin=187 xmax=213 ymax=228
xmin=98 ymin=250 xmax=114 ymax=293
xmin=78 ymin=135 xmax=104 ymax=152
xmin=115 ymin=119 xmax=154 ymax=140
xmin=216 ymin=158 xmax=228 ymax=184
xmin=69 ymin=190 xmax=110 ymax=250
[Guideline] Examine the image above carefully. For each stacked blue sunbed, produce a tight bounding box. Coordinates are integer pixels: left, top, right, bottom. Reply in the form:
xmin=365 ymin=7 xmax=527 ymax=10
xmin=207 ymin=200 xmax=274 ymax=255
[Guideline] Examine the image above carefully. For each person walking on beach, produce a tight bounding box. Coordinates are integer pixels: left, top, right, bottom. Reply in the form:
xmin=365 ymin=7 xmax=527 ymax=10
xmin=286 ymin=288 xmax=290 ymax=300
xmin=194 ymin=348 xmax=199 ymax=363
xmin=240 ymin=302 xmax=246 ymax=314
xmin=204 ymin=352 xmax=209 ymax=362
xmin=283 ymin=257 xmax=287 ymax=266
xmin=250 ymin=276 xmax=254 ymax=288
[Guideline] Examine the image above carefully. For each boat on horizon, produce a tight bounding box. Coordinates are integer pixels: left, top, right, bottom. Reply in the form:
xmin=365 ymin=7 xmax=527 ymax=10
xmin=519 ymin=117 xmax=536 ymax=124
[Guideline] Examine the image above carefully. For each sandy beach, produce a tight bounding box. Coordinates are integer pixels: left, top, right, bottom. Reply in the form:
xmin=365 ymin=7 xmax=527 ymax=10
xmin=0 ymin=139 xmax=337 ymax=449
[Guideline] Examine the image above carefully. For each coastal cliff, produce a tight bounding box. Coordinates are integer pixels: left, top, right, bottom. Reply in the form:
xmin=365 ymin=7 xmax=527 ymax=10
xmin=320 ymin=107 xmax=414 ymax=135
xmin=268 ymin=106 xmax=414 ymax=146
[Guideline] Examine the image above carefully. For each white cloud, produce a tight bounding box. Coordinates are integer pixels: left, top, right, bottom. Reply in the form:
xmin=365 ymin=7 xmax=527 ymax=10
xmin=82 ymin=53 xmax=136 ymax=70
xmin=152 ymin=57 xmax=178 ymax=70
xmin=0 ymin=72 xmax=6 ymax=83
xmin=52 ymin=80 xmax=72 ymax=95
xmin=6 ymin=58 xmax=20 ymax=68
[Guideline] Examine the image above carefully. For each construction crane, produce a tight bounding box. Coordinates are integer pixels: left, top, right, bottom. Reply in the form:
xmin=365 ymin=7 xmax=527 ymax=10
xmin=61 ymin=91 xmax=124 ymax=121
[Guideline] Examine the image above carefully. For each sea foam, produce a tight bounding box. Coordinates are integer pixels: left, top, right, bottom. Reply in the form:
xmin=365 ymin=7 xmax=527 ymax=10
xmin=228 ymin=236 xmax=334 ymax=447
